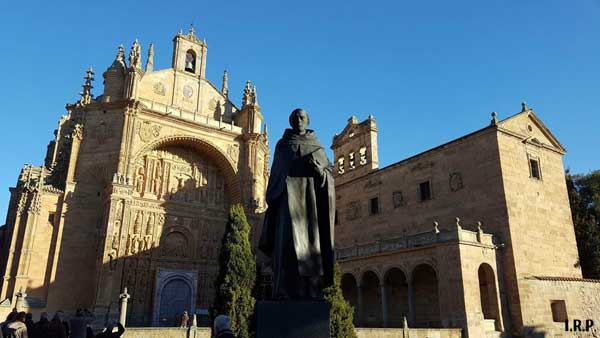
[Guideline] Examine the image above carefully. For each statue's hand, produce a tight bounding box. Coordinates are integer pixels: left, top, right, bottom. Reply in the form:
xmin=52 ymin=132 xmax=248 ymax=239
xmin=309 ymin=158 xmax=325 ymax=178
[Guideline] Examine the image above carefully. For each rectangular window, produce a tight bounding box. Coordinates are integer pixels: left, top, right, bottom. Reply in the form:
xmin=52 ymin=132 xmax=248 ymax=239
xmin=550 ymin=300 xmax=567 ymax=322
xmin=48 ymin=212 xmax=55 ymax=225
xmin=334 ymin=210 xmax=339 ymax=225
xmin=419 ymin=181 xmax=432 ymax=201
xmin=529 ymin=158 xmax=541 ymax=180
xmin=370 ymin=197 xmax=379 ymax=215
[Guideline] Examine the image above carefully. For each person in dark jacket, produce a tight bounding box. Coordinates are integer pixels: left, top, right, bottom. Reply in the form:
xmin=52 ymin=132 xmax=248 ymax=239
xmin=45 ymin=313 xmax=66 ymax=338
xmin=213 ymin=315 xmax=235 ymax=338
xmin=32 ymin=313 xmax=48 ymax=338
xmin=23 ymin=314 xmax=33 ymax=338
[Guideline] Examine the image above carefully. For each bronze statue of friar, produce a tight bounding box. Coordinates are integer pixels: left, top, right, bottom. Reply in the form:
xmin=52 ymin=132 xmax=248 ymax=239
xmin=259 ymin=108 xmax=336 ymax=300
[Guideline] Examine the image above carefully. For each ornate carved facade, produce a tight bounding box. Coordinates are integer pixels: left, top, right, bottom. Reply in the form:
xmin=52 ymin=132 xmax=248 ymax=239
xmin=0 ymin=27 xmax=269 ymax=326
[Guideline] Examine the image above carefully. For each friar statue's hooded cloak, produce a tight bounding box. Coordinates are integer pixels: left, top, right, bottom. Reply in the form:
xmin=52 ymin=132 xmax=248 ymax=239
xmin=259 ymin=108 xmax=335 ymax=300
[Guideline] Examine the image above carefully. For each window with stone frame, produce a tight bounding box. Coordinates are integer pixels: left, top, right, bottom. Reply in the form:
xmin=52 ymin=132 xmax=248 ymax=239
xmin=369 ymin=197 xmax=380 ymax=215
xmin=550 ymin=300 xmax=568 ymax=322
xmin=528 ymin=155 xmax=542 ymax=180
xmin=48 ymin=212 xmax=56 ymax=225
xmin=419 ymin=180 xmax=432 ymax=201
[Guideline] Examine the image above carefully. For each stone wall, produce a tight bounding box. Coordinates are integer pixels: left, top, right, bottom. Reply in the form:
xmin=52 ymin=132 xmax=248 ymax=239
xmin=518 ymin=278 xmax=600 ymax=337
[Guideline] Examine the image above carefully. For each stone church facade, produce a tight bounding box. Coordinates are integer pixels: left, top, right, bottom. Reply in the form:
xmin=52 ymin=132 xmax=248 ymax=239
xmin=0 ymin=28 xmax=269 ymax=326
xmin=332 ymin=109 xmax=600 ymax=337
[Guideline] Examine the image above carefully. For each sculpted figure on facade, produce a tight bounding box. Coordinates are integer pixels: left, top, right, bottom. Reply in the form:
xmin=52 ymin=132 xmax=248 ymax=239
xmin=143 ymin=213 xmax=155 ymax=251
xmin=135 ymin=167 xmax=145 ymax=193
xmin=152 ymin=161 xmax=163 ymax=196
xmin=128 ymin=211 xmax=143 ymax=255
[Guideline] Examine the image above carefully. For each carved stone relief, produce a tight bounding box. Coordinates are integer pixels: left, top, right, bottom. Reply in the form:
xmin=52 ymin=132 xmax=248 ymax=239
xmin=449 ymin=172 xmax=464 ymax=192
xmin=392 ymin=191 xmax=406 ymax=208
xmin=137 ymin=121 xmax=161 ymax=143
xmin=133 ymin=146 xmax=228 ymax=207
xmin=153 ymin=82 xmax=166 ymax=96
xmin=227 ymin=144 xmax=239 ymax=166
xmin=347 ymin=201 xmax=362 ymax=220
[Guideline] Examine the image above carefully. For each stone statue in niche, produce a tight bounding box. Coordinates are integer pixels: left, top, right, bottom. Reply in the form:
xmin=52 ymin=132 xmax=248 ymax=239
xmin=127 ymin=211 xmax=143 ymax=255
xmin=143 ymin=213 xmax=155 ymax=251
xmin=112 ymin=221 xmax=121 ymax=250
xmin=135 ymin=167 xmax=145 ymax=194
xmin=153 ymin=161 xmax=163 ymax=196
xmin=259 ymin=108 xmax=335 ymax=300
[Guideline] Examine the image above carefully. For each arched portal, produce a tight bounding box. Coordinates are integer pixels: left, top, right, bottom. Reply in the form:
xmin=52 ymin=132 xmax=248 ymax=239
xmin=131 ymin=135 xmax=240 ymax=203
xmin=158 ymin=278 xmax=192 ymax=326
xmin=385 ymin=267 xmax=409 ymax=327
xmin=341 ymin=273 xmax=359 ymax=322
xmin=412 ymin=264 xmax=440 ymax=327
xmin=361 ymin=271 xmax=382 ymax=327
xmin=478 ymin=263 xmax=501 ymax=330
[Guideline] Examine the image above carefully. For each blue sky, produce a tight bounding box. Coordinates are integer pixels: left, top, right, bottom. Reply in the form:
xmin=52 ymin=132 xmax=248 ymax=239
xmin=0 ymin=0 xmax=599 ymax=219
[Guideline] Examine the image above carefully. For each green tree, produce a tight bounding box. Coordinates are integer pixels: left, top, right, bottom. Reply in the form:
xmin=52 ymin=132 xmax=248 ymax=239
xmin=324 ymin=263 xmax=357 ymax=338
xmin=566 ymin=170 xmax=600 ymax=279
xmin=214 ymin=204 xmax=256 ymax=338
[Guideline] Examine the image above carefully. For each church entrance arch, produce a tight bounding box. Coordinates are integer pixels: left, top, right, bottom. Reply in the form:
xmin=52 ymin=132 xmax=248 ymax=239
xmin=153 ymin=269 xmax=198 ymax=326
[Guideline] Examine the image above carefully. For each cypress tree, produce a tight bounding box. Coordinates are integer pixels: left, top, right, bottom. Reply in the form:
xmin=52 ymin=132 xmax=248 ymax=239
xmin=214 ymin=204 xmax=256 ymax=338
xmin=324 ymin=263 xmax=357 ymax=338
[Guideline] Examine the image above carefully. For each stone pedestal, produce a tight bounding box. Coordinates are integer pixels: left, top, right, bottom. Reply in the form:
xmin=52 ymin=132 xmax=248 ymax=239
xmin=256 ymin=301 xmax=330 ymax=338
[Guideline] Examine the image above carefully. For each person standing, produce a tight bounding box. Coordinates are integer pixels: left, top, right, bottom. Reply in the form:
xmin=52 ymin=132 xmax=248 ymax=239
xmin=7 ymin=312 xmax=28 ymax=338
xmin=180 ymin=311 xmax=189 ymax=328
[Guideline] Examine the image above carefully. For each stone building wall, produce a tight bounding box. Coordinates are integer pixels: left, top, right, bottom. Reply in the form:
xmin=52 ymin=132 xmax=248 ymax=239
xmin=519 ymin=278 xmax=600 ymax=337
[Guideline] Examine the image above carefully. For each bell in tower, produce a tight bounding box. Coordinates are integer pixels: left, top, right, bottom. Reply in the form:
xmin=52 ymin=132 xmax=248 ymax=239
xmin=172 ymin=26 xmax=207 ymax=77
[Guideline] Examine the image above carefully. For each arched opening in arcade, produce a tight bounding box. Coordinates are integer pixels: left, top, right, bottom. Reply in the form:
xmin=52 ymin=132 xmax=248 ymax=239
xmin=412 ymin=263 xmax=440 ymax=327
xmin=478 ymin=263 xmax=501 ymax=331
xmin=360 ymin=270 xmax=382 ymax=327
xmin=341 ymin=273 xmax=359 ymax=322
xmin=384 ymin=267 xmax=409 ymax=327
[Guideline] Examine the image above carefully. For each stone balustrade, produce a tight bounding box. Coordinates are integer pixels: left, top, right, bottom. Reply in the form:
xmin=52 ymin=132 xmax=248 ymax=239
xmin=138 ymin=98 xmax=243 ymax=134
xmin=336 ymin=219 xmax=495 ymax=261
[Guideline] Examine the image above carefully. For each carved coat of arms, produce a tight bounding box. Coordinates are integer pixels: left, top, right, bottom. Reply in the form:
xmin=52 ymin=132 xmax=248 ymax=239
xmin=138 ymin=121 xmax=161 ymax=142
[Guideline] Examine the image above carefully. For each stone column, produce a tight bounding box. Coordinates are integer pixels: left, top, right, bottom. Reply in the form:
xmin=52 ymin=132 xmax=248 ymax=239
xmin=380 ymin=282 xmax=389 ymax=327
xmin=357 ymin=283 xmax=364 ymax=326
xmin=119 ymin=287 xmax=130 ymax=326
xmin=15 ymin=287 xmax=26 ymax=311
xmin=408 ymin=277 xmax=415 ymax=325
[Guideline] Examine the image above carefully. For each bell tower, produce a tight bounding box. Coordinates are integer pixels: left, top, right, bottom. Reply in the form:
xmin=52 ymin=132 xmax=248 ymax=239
xmin=172 ymin=26 xmax=207 ymax=78
xmin=331 ymin=115 xmax=379 ymax=185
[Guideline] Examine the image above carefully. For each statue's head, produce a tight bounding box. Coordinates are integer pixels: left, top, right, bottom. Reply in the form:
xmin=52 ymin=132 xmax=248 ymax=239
xmin=289 ymin=108 xmax=310 ymax=134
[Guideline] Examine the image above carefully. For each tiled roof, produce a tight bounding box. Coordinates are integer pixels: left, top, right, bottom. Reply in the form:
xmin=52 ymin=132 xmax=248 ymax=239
xmin=528 ymin=276 xmax=600 ymax=283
